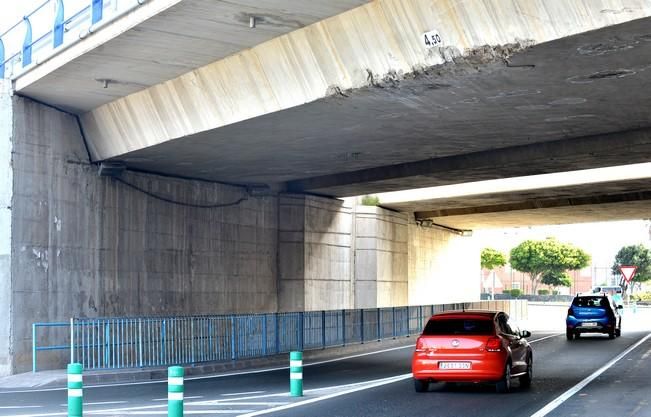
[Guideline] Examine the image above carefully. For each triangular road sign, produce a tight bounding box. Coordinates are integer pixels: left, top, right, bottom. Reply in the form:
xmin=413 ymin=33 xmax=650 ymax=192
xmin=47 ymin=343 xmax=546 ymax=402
xmin=619 ymin=265 xmax=638 ymax=283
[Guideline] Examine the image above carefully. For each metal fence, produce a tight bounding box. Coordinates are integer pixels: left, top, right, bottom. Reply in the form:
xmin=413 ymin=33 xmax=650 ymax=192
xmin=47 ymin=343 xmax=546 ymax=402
xmin=0 ymin=0 xmax=149 ymax=79
xmin=33 ymin=301 xmax=527 ymax=372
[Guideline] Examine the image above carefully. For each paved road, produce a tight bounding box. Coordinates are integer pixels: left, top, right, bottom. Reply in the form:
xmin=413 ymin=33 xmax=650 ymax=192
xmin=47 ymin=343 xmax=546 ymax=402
xmin=1 ymin=328 xmax=650 ymax=417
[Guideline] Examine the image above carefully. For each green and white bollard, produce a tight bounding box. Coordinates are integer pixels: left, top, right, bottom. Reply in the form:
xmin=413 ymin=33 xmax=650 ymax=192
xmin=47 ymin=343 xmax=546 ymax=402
xmin=168 ymin=366 xmax=184 ymax=417
xmin=67 ymin=363 xmax=83 ymax=417
xmin=290 ymin=351 xmax=303 ymax=397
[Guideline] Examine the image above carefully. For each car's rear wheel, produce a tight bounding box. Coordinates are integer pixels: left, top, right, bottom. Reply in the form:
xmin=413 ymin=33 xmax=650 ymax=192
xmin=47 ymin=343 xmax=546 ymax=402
xmin=609 ymin=329 xmax=616 ymax=339
xmin=496 ymin=363 xmax=511 ymax=393
xmin=566 ymin=330 xmax=574 ymax=340
xmin=414 ymin=379 xmax=429 ymax=393
xmin=519 ymin=356 xmax=533 ymax=388
xmin=616 ymin=326 xmax=621 ymax=337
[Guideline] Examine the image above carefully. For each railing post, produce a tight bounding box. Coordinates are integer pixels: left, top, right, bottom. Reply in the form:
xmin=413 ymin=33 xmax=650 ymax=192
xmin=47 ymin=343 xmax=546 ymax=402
xmin=161 ymin=319 xmax=167 ymax=365
xmin=321 ymin=311 xmax=326 ymax=349
xmin=262 ymin=315 xmax=267 ymax=356
xmin=230 ymin=316 xmax=236 ymax=360
xmin=377 ymin=308 xmax=381 ymax=341
xmin=138 ymin=318 xmax=143 ymax=368
xmin=91 ymin=0 xmax=104 ymax=24
xmin=341 ymin=310 xmax=346 ymax=346
xmin=298 ymin=312 xmax=304 ymax=352
xmin=275 ymin=313 xmax=280 ymax=354
xmin=70 ymin=318 xmax=75 ymax=364
xmin=392 ymin=307 xmax=396 ymax=338
xmin=360 ymin=309 xmax=364 ymax=344
xmin=53 ymin=0 xmax=64 ymax=47
xmin=22 ymin=17 xmax=32 ymax=67
xmin=32 ymin=323 xmax=37 ymax=373
xmin=67 ymin=363 xmax=83 ymax=417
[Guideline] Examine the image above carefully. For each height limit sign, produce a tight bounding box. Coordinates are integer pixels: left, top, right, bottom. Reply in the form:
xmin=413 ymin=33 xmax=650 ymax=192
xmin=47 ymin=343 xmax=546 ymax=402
xmin=619 ymin=265 xmax=638 ymax=284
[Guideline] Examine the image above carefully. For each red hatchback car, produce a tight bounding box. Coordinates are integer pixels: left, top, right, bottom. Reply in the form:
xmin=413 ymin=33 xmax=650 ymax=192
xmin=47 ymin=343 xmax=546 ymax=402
xmin=411 ymin=310 xmax=533 ymax=393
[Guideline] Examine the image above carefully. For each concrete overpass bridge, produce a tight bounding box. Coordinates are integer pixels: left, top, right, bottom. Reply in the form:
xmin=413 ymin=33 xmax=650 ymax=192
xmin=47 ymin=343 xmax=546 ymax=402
xmin=1 ymin=0 xmax=651 ymax=374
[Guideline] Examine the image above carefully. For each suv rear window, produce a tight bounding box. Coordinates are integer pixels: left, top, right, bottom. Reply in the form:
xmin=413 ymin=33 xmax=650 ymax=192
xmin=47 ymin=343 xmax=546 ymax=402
xmin=572 ymin=296 xmax=609 ymax=307
xmin=423 ymin=318 xmax=494 ymax=335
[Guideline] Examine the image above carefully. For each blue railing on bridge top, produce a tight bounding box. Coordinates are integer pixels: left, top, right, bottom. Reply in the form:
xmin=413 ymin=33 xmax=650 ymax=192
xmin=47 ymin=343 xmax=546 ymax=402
xmin=33 ymin=302 xmax=524 ymax=372
xmin=0 ymin=0 xmax=148 ymax=80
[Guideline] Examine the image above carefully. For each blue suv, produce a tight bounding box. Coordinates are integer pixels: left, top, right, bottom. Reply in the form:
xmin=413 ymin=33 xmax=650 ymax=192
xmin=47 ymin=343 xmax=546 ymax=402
xmin=566 ymin=294 xmax=622 ymax=340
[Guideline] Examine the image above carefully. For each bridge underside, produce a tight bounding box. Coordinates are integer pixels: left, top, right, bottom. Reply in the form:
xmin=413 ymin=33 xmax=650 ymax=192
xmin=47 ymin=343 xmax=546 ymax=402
xmin=12 ymin=0 xmax=651 ymax=229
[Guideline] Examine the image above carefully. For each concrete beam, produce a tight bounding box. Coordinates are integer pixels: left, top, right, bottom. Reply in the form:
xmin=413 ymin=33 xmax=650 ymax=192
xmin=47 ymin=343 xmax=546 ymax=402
xmin=79 ymin=0 xmax=651 ymax=161
xmin=414 ymin=190 xmax=651 ymax=219
xmin=289 ymin=128 xmax=651 ymax=196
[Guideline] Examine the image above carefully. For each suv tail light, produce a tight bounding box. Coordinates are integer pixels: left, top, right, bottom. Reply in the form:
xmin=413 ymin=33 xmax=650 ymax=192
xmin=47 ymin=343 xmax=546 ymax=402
xmin=485 ymin=337 xmax=502 ymax=352
xmin=567 ymin=307 xmax=574 ymax=316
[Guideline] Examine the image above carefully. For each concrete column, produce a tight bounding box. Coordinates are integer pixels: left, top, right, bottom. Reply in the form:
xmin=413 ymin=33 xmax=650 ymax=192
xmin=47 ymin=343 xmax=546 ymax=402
xmin=0 ymin=80 xmax=13 ymax=376
xmin=354 ymin=206 xmax=408 ymax=308
xmin=278 ymin=194 xmax=352 ymax=311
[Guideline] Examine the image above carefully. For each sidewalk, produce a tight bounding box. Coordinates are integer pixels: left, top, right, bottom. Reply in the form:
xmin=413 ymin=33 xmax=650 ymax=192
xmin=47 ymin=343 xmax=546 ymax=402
xmin=0 ymin=337 xmax=416 ymax=390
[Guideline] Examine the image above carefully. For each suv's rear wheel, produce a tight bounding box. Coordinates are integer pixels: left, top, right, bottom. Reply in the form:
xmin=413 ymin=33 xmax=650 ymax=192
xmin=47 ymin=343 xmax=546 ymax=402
xmin=609 ymin=329 xmax=616 ymax=339
xmin=414 ymin=379 xmax=429 ymax=393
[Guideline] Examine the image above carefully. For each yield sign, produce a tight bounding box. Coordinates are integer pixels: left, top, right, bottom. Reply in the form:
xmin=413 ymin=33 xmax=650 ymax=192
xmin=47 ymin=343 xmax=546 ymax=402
xmin=619 ymin=265 xmax=638 ymax=283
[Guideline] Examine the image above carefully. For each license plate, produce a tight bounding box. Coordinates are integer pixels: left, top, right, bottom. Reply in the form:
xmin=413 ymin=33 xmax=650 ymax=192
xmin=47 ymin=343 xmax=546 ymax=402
xmin=439 ymin=362 xmax=471 ymax=370
xmin=582 ymin=322 xmax=598 ymax=327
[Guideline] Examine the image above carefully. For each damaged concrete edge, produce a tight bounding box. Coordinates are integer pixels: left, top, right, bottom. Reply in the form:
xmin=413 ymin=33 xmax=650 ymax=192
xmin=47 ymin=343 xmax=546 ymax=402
xmin=325 ymin=41 xmax=536 ymax=98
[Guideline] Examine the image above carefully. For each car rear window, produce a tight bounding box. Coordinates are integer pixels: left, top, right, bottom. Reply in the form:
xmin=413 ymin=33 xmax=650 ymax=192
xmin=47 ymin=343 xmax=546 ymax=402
xmin=572 ymin=296 xmax=609 ymax=307
xmin=422 ymin=318 xmax=494 ymax=335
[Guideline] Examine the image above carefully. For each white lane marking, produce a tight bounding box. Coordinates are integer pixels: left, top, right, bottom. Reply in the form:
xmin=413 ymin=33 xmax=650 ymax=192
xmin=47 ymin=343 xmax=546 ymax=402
xmin=237 ymin=373 xmax=413 ymax=417
xmin=0 ymin=406 xmax=42 ymax=409
xmin=530 ymin=332 xmax=651 ymax=417
xmin=529 ymin=333 xmax=562 ymax=343
xmin=221 ymin=391 xmax=265 ymax=396
xmin=152 ymin=395 xmax=203 ymax=401
xmin=90 ymin=411 xmax=254 ymax=415
xmin=192 ymin=401 xmax=288 ymax=406
xmin=58 ymin=401 xmax=128 ymax=406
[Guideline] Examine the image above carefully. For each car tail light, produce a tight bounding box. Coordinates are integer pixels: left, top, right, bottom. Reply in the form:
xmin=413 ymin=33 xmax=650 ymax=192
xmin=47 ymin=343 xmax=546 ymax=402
xmin=415 ymin=338 xmax=426 ymax=352
xmin=485 ymin=337 xmax=502 ymax=352
xmin=567 ymin=308 xmax=574 ymax=316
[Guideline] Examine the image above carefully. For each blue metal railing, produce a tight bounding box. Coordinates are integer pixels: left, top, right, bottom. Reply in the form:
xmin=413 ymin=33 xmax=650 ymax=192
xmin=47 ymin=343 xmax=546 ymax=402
xmin=32 ymin=301 xmax=526 ymax=372
xmin=0 ymin=0 xmax=147 ymax=80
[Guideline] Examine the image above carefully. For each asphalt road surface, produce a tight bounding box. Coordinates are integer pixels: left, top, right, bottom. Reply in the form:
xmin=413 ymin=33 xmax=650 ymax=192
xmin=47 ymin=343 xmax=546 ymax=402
xmin=1 ymin=330 xmax=650 ymax=417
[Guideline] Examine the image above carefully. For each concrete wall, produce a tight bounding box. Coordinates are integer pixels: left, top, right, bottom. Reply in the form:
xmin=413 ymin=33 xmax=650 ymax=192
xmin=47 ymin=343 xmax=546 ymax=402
xmin=354 ymin=206 xmax=408 ymax=308
xmin=9 ymin=95 xmax=278 ymax=373
xmin=2 ymin=93 xmax=482 ymax=374
xmin=0 ymin=81 xmax=13 ymax=376
xmin=278 ymin=194 xmax=352 ymax=311
xmin=408 ymin=219 xmax=480 ymax=305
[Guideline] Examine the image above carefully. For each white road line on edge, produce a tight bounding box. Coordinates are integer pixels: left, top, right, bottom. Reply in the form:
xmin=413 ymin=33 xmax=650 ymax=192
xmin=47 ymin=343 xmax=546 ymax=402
xmin=236 ymin=373 xmax=413 ymax=417
xmin=530 ymin=332 xmax=651 ymax=417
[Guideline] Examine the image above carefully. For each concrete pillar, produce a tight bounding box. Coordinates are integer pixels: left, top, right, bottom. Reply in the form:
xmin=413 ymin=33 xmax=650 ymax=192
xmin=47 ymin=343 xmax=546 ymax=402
xmin=353 ymin=206 xmax=408 ymax=308
xmin=0 ymin=80 xmax=13 ymax=376
xmin=278 ymin=194 xmax=352 ymax=311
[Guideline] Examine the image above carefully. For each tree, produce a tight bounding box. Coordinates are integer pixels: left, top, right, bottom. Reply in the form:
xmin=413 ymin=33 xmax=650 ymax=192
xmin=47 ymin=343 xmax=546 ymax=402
xmin=611 ymin=244 xmax=651 ymax=296
xmin=541 ymin=270 xmax=572 ymax=289
xmin=481 ymin=248 xmax=506 ymax=299
xmin=509 ymin=238 xmax=590 ymax=294
xmin=481 ymin=248 xmax=507 ymax=270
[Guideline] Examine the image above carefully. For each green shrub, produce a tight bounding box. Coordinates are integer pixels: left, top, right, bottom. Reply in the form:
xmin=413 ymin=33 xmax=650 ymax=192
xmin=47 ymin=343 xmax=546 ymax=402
xmin=538 ymin=289 xmax=550 ymax=295
xmin=510 ymin=289 xmax=522 ymax=297
xmin=632 ymin=291 xmax=651 ymax=302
